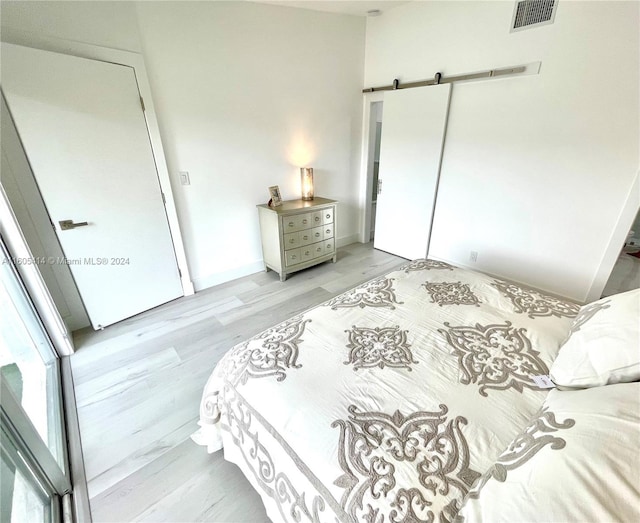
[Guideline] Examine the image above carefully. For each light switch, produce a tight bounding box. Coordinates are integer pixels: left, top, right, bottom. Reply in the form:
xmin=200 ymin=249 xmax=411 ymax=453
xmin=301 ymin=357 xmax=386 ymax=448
xmin=179 ymin=171 xmax=191 ymax=186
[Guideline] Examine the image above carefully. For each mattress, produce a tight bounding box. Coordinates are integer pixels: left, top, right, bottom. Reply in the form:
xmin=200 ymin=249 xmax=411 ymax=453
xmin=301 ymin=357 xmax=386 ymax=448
xmin=193 ymin=259 xmax=580 ymax=522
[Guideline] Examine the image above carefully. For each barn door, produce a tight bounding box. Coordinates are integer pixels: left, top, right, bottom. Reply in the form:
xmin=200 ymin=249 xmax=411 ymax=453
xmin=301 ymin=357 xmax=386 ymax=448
xmin=2 ymin=44 xmax=183 ymax=329
xmin=374 ymin=84 xmax=451 ymax=260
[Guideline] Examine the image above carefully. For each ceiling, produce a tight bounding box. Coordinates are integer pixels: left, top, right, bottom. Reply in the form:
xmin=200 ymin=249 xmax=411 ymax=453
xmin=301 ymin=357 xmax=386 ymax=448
xmin=251 ymin=1 xmax=411 ymax=17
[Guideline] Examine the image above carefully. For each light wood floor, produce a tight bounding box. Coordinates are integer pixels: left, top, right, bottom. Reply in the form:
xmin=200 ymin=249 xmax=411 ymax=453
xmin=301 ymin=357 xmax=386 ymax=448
xmin=601 ymin=246 xmax=640 ymax=297
xmin=70 ymin=243 xmax=405 ymax=523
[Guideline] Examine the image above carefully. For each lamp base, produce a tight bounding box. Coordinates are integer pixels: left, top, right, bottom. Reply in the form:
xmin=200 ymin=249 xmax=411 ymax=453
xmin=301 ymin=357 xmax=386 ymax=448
xmin=300 ymin=167 xmax=314 ymax=203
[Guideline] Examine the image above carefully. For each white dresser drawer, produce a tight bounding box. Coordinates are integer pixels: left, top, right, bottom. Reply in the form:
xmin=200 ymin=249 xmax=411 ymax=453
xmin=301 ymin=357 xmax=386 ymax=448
xmin=323 ymin=238 xmax=335 ymax=255
xmin=284 ymin=231 xmax=300 ymax=249
xmin=298 ymin=212 xmax=313 ymax=230
xmin=322 ymin=208 xmax=334 ymax=225
xmin=282 ymin=215 xmax=300 ymax=233
xmin=322 ymin=223 xmax=334 ymax=240
xmin=311 ymin=211 xmax=323 ymax=227
xmin=312 ymin=243 xmax=324 ymax=258
xmin=299 ymin=230 xmax=314 ymax=246
xmin=301 ymin=246 xmax=314 ymax=262
xmin=285 ymin=248 xmax=302 ymax=266
xmin=310 ymin=226 xmax=323 ymax=243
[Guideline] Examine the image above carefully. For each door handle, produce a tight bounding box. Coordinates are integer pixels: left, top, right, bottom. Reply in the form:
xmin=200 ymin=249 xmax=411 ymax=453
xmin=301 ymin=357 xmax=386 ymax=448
xmin=59 ymin=220 xmax=89 ymax=230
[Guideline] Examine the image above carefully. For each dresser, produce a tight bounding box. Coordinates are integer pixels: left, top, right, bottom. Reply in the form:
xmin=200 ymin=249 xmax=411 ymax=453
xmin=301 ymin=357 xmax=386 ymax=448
xmin=257 ymin=198 xmax=337 ymax=281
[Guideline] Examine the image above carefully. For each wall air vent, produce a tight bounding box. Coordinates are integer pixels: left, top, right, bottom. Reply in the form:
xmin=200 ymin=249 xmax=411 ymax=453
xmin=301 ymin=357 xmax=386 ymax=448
xmin=511 ymin=0 xmax=558 ymax=32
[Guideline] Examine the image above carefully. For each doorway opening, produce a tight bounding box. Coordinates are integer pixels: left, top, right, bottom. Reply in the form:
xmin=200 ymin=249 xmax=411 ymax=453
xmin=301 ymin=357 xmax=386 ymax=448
xmin=602 ymin=208 xmax=640 ymax=297
xmin=369 ymin=102 xmax=383 ymax=241
xmin=362 ymin=100 xmax=384 ymax=243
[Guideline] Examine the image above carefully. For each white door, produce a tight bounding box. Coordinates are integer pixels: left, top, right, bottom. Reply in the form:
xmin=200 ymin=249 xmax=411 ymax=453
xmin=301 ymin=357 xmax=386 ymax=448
xmin=2 ymin=44 xmax=183 ymax=329
xmin=374 ymin=84 xmax=451 ymax=260
xmin=2 ymin=94 xmax=90 ymax=331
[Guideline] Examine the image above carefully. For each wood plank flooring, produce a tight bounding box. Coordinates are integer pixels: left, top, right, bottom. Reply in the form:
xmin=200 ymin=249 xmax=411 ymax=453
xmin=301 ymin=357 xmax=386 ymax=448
xmin=70 ymin=243 xmax=405 ymax=522
xmin=601 ymin=247 xmax=640 ymax=297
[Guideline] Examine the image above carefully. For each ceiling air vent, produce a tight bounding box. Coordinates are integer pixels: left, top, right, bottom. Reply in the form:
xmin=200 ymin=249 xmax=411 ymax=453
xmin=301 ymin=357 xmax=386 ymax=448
xmin=511 ymin=0 xmax=558 ymax=32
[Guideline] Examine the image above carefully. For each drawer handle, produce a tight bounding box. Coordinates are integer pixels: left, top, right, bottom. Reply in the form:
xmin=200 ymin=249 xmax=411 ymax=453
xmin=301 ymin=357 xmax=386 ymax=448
xmin=302 ymin=219 xmax=308 ymax=224
xmin=305 ymin=250 xmax=310 ymax=255
xmin=303 ymin=236 xmax=308 ymax=240
xmin=315 ymin=233 xmax=320 ymax=237
xmin=288 ymin=222 xmax=294 ymax=227
xmin=292 ymin=255 xmax=297 ymax=259
xmin=289 ymin=239 xmax=295 ymax=243
xmin=315 ymin=217 xmax=320 ymax=222
xmin=326 ymin=214 xmax=331 ymax=219
xmin=326 ymin=229 xmax=330 ymax=234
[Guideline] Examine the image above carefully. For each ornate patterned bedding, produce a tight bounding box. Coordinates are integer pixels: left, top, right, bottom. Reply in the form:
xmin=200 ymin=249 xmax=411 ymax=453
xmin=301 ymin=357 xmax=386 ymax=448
xmin=193 ymin=260 xmax=579 ymax=522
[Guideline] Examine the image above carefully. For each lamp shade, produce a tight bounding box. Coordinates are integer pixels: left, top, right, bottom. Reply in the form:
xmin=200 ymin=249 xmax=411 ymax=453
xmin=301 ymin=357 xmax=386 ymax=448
xmin=300 ymin=167 xmax=314 ymax=201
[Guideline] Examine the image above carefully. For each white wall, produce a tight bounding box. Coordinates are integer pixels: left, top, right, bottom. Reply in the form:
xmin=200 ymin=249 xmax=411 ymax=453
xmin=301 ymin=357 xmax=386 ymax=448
xmin=135 ymin=1 xmax=365 ymax=289
xmin=0 ymin=0 xmax=141 ymax=52
xmin=366 ymin=1 xmax=639 ymax=301
xmin=1 ymin=1 xmax=366 ymax=291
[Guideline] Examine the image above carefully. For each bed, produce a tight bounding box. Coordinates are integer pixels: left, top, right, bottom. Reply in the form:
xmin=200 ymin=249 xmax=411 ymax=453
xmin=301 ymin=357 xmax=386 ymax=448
xmin=193 ymin=259 xmax=640 ymax=522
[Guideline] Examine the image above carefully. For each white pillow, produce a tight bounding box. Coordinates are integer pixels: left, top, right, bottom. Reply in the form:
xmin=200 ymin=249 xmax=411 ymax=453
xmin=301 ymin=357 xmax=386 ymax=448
xmin=456 ymin=383 xmax=640 ymax=523
xmin=549 ymin=288 xmax=640 ymax=388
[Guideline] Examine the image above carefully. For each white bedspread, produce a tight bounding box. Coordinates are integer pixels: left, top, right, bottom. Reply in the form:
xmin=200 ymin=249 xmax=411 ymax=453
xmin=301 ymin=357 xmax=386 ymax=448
xmin=193 ymin=260 xmax=578 ymax=522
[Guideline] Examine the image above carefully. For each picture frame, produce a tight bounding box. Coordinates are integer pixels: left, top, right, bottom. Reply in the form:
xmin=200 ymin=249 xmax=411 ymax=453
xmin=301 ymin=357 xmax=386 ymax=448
xmin=268 ymin=185 xmax=282 ymax=207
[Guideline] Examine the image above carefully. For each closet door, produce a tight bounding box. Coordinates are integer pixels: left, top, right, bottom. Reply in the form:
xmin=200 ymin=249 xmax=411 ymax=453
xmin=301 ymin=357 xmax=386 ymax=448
xmin=374 ymin=84 xmax=451 ymax=260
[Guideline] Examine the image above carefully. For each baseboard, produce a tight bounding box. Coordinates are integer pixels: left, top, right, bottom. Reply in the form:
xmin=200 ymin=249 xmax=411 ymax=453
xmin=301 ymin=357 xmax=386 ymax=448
xmin=193 ymin=237 xmax=361 ymax=292
xmin=192 ymin=260 xmax=265 ymax=292
xmin=180 ymin=275 xmax=195 ymax=296
xmin=337 ymin=233 xmax=360 ymax=248
xmin=429 ymin=254 xmax=580 ymax=304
